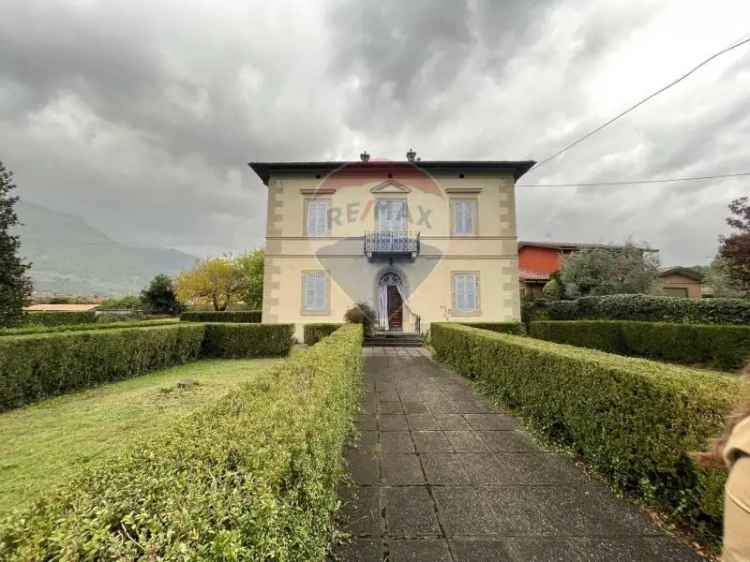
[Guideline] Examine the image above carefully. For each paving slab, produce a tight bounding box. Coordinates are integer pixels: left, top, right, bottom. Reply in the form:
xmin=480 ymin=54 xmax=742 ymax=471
xmin=336 ymin=348 xmax=703 ymax=562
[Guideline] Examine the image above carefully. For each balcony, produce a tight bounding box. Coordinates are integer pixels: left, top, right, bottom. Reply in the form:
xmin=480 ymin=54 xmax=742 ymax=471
xmin=364 ymin=231 xmax=420 ymax=262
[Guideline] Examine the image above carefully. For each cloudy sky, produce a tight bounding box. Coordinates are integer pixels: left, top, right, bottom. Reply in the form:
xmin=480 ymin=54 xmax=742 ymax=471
xmin=1 ymin=0 xmax=748 ymax=265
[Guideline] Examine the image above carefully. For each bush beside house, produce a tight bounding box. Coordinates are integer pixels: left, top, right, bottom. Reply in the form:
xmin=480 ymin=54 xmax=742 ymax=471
xmin=304 ymin=323 xmax=343 ymax=345
xmin=524 ymin=294 xmax=750 ymax=325
xmin=530 ymin=320 xmax=750 ymax=371
xmin=458 ymin=321 xmax=525 ymax=335
xmin=201 ymin=323 xmax=293 ymax=358
xmin=181 ymin=310 xmax=262 ymax=323
xmin=431 ymin=323 xmax=738 ymax=541
xmin=0 ymin=318 xmax=179 ymax=337
xmin=0 ymin=324 xmax=363 ymax=561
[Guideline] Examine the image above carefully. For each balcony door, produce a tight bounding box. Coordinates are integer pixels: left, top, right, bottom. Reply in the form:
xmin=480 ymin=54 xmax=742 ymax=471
xmin=376 ymin=199 xmax=408 ymax=233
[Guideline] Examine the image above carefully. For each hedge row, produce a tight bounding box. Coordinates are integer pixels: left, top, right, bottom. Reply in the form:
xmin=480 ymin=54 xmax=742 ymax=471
xmin=458 ymin=321 xmax=525 ymax=335
xmin=530 ymin=320 xmax=750 ymax=371
xmin=22 ymin=311 xmax=97 ymax=326
xmin=202 ymin=323 xmax=294 ymax=358
xmin=525 ymin=294 xmax=750 ymax=325
xmin=0 ymin=323 xmax=294 ymax=411
xmin=431 ymin=323 xmax=738 ymax=541
xmin=0 ymin=324 xmax=364 ymax=561
xmin=0 ymin=318 xmax=179 ymax=337
xmin=0 ymin=324 xmax=205 ymax=412
xmin=304 ymin=323 xmax=343 ymax=345
xmin=181 ymin=310 xmax=262 ymax=323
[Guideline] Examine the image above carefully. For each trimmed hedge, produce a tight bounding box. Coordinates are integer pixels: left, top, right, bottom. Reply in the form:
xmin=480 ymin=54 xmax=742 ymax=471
xmin=304 ymin=323 xmax=343 ymax=345
xmin=0 ymin=324 xmax=205 ymax=412
xmin=0 ymin=324 xmax=363 ymax=561
xmin=530 ymin=320 xmax=750 ymax=371
xmin=528 ymin=294 xmax=750 ymax=325
xmin=431 ymin=323 xmax=739 ymax=541
xmin=201 ymin=323 xmax=294 ymax=358
xmin=0 ymin=318 xmax=179 ymax=337
xmin=22 ymin=311 xmax=97 ymax=326
xmin=459 ymin=321 xmax=525 ymax=335
xmin=181 ymin=310 xmax=262 ymax=323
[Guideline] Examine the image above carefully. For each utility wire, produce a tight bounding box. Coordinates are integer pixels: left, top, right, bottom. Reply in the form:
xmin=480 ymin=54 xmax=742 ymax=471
xmin=519 ymin=171 xmax=750 ymax=187
xmin=531 ymin=34 xmax=750 ymax=171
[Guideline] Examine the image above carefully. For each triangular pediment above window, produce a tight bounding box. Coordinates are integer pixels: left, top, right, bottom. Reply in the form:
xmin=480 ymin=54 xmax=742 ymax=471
xmin=369 ymin=180 xmax=411 ymax=193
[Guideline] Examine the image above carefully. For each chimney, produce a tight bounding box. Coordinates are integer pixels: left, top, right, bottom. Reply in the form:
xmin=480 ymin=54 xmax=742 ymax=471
xmin=406 ymin=148 xmax=417 ymax=162
xmin=360 ymin=151 xmax=370 ymax=162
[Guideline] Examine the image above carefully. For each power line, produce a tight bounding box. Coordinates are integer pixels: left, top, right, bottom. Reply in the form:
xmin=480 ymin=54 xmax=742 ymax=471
xmin=519 ymin=171 xmax=750 ymax=187
xmin=531 ymin=34 xmax=750 ymax=171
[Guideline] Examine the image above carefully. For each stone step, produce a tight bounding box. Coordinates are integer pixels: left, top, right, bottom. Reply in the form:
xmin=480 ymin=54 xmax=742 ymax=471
xmin=364 ymin=334 xmax=424 ymax=347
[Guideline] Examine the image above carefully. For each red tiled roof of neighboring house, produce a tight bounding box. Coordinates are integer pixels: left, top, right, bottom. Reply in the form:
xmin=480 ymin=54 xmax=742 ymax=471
xmin=519 ymin=240 xmax=637 ymax=251
xmin=24 ymin=304 xmax=99 ymax=312
xmin=519 ymin=269 xmax=551 ymax=282
xmin=658 ymin=267 xmax=703 ymax=282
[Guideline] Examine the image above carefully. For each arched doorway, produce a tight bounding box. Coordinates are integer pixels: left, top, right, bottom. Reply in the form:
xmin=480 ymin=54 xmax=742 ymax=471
xmin=377 ymin=271 xmax=404 ymax=331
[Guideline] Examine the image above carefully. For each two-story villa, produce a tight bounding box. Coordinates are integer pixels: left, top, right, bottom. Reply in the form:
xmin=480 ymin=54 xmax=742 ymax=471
xmin=249 ymin=154 xmax=535 ymax=340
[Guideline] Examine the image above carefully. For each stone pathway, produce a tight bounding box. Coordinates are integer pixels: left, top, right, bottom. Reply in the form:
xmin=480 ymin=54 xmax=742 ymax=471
xmin=335 ymin=347 xmax=703 ymax=562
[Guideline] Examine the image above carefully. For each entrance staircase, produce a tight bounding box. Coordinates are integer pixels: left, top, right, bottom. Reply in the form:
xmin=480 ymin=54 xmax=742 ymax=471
xmin=364 ymin=331 xmax=423 ymax=347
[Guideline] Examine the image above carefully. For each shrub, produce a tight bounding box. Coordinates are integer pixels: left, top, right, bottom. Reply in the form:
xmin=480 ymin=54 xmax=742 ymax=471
xmin=141 ymin=274 xmax=182 ymax=315
xmin=0 ymin=324 xmax=205 ymax=412
xmin=0 ymin=324 xmax=363 ymax=561
xmin=304 ymin=323 xmax=343 ymax=345
xmin=344 ymin=302 xmax=376 ymax=335
xmin=431 ymin=323 xmax=738 ymax=542
xmin=97 ymin=295 xmax=142 ymax=311
xmin=95 ymin=311 xmax=145 ymax=323
xmin=530 ymin=320 xmax=750 ymax=371
xmin=22 ymin=311 xmax=96 ymax=326
xmin=181 ymin=310 xmax=262 ymax=323
xmin=201 ymin=323 xmax=293 ymax=358
xmin=0 ymin=318 xmax=179 ymax=337
xmin=458 ymin=321 xmax=525 ymax=335
xmin=539 ymin=294 xmax=750 ymax=325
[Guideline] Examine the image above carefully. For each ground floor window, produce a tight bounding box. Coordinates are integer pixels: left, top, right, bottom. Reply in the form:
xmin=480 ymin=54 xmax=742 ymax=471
xmin=452 ymin=272 xmax=480 ymax=313
xmin=302 ymin=271 xmax=328 ymax=313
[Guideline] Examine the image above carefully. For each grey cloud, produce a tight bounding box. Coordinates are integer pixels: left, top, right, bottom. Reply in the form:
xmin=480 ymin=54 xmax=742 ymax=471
xmin=0 ymin=0 xmax=748 ymax=270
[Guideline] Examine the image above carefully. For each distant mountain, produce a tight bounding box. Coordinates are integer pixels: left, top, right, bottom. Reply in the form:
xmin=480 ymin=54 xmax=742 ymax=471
xmin=15 ymin=201 xmax=198 ymax=296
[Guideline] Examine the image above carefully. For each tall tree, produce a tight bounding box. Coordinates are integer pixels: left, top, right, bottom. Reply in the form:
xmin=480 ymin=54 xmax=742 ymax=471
xmin=559 ymin=242 xmax=659 ymax=298
xmin=141 ymin=274 xmax=182 ymax=315
xmin=175 ymin=257 xmax=245 ymax=311
xmin=235 ymin=249 xmax=264 ymax=309
xmin=719 ymin=196 xmax=750 ymax=296
xmin=0 ymin=161 xmax=32 ymax=326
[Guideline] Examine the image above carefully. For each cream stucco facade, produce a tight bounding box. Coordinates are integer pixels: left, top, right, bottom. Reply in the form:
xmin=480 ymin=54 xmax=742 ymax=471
xmin=249 ymin=160 xmax=534 ymax=341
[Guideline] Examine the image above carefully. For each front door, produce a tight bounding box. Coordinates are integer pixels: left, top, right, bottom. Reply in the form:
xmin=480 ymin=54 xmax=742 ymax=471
xmin=387 ymin=285 xmax=403 ymax=331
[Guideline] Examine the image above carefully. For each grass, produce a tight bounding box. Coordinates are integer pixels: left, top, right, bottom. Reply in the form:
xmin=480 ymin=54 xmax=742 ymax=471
xmin=0 ymin=355 xmax=292 ymax=516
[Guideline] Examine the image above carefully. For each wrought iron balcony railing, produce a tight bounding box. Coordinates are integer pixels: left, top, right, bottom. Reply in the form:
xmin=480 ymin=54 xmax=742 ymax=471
xmin=364 ymin=231 xmax=420 ymax=261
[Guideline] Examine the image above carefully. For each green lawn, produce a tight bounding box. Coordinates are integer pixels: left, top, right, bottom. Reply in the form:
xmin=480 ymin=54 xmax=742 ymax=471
xmin=0 ymin=355 xmax=290 ymax=516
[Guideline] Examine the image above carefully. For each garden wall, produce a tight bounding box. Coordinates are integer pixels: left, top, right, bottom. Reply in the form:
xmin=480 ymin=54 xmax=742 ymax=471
xmin=431 ymin=322 xmax=738 ymax=542
xmin=530 ymin=320 xmax=750 ymax=371
xmin=0 ymin=324 xmax=363 ymax=561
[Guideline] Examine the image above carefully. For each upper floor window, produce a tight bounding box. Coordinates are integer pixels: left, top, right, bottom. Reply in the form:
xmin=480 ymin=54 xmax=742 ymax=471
xmin=305 ymin=199 xmax=330 ymax=237
xmin=302 ymin=270 xmax=328 ymax=313
xmin=376 ymin=199 xmax=408 ymax=232
xmin=453 ymin=272 xmax=479 ymax=313
xmin=451 ymin=198 xmax=477 ymax=236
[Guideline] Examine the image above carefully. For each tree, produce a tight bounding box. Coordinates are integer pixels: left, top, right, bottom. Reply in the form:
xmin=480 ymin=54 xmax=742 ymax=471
xmin=559 ymin=242 xmax=659 ymax=298
xmin=719 ymin=196 xmax=750 ymax=296
xmin=702 ymin=256 xmax=744 ymax=298
xmin=0 ymin=161 xmax=32 ymax=326
xmin=235 ymin=249 xmax=264 ymax=309
xmin=141 ymin=274 xmax=182 ymax=315
xmin=175 ymin=257 xmax=245 ymax=311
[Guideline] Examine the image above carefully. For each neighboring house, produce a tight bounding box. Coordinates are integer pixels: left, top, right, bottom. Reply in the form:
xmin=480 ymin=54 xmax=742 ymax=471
xmin=23 ymin=304 xmax=98 ymax=312
xmin=250 ymin=155 xmax=535 ymax=340
xmin=658 ymin=267 xmax=704 ymax=299
xmin=517 ymin=241 xmax=639 ymax=299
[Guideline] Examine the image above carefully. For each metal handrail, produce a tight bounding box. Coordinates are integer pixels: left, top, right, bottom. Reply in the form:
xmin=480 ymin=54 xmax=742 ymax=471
xmin=364 ymin=231 xmax=419 ymax=255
